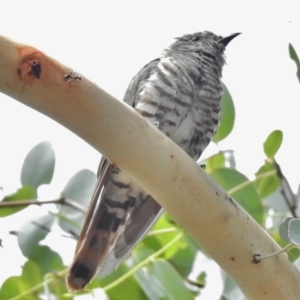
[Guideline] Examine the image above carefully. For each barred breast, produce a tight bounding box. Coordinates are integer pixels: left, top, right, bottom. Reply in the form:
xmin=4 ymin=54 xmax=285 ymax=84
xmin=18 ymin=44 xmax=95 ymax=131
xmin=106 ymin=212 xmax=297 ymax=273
xmin=134 ymin=54 xmax=222 ymax=160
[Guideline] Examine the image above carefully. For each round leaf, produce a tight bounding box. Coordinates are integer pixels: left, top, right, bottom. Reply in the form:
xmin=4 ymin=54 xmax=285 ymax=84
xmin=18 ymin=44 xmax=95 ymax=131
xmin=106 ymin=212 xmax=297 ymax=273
xmin=135 ymin=267 xmax=163 ymax=300
xmin=279 ymin=217 xmax=294 ymax=242
xmin=134 ymin=258 xmax=194 ymax=300
xmin=213 ymin=83 xmax=235 ymax=143
xmin=167 ymin=234 xmax=199 ymax=276
xmin=255 ymin=162 xmax=280 ymax=198
xmin=0 ymin=186 xmax=36 ymax=217
xmin=29 ymin=245 xmax=64 ymax=274
xmin=210 ymin=168 xmax=263 ymax=223
xmin=287 ymin=247 xmax=300 ymax=263
xmin=18 ymin=212 xmax=55 ymax=258
xmin=98 ymin=262 xmax=147 ymax=299
xmin=204 ymin=152 xmax=226 ymax=173
xmin=148 ymin=259 xmax=194 ymax=300
xmin=0 ymin=260 xmax=42 ymax=300
xmin=263 ymin=130 xmax=283 ymax=158
xmin=21 ymin=141 xmax=55 ymax=189
xmin=288 ymin=219 xmax=300 ymax=246
xmin=58 ymin=169 xmax=96 ymax=235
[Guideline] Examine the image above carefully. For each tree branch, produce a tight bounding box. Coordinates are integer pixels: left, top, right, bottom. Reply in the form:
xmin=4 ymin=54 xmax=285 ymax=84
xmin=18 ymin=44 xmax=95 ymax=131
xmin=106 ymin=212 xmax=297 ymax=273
xmin=0 ymin=196 xmax=86 ymax=214
xmin=0 ymin=35 xmax=299 ymax=299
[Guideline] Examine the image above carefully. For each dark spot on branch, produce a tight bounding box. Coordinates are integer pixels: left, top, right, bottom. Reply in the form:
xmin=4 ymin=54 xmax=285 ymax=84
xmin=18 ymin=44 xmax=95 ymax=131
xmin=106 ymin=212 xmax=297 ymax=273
xmin=31 ymin=60 xmax=41 ymax=79
xmin=225 ymin=194 xmax=238 ymax=210
xmin=253 ymin=254 xmax=261 ymax=264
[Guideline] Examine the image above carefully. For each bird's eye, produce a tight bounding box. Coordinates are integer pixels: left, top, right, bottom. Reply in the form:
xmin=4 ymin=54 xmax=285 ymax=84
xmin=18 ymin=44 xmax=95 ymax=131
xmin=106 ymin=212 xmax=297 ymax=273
xmin=191 ymin=36 xmax=200 ymax=42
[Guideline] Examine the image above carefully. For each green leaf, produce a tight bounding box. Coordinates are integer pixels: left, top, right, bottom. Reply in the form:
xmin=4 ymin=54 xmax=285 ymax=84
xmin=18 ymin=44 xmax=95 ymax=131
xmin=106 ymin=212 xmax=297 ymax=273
xmin=278 ymin=218 xmax=300 ymax=257
xmin=204 ymin=151 xmax=226 ymax=173
xmin=58 ymin=169 xmax=97 ymax=235
xmin=255 ymin=162 xmax=280 ymax=198
xmin=21 ymin=141 xmax=55 ymax=190
xmin=18 ymin=212 xmax=55 ymax=258
xmin=167 ymin=234 xmax=199 ymax=277
xmin=287 ymin=247 xmax=300 ymax=262
xmin=289 ymin=43 xmax=300 ymax=83
xmin=135 ymin=259 xmax=194 ymax=300
xmin=221 ymin=273 xmax=244 ymax=300
xmin=271 ymin=230 xmax=289 ymax=248
xmin=213 ymin=83 xmax=235 ymax=143
xmin=264 ymin=191 xmax=291 ymax=230
xmin=0 ymin=260 xmax=42 ymax=300
xmin=98 ymin=263 xmax=147 ymax=300
xmin=149 ymin=259 xmax=194 ymax=300
xmin=135 ymin=267 xmax=162 ymax=300
xmin=129 ymin=246 xmax=156 ymax=267
xmin=22 ymin=260 xmax=42 ymax=289
xmin=210 ymin=168 xmax=263 ymax=223
xmin=148 ymin=213 xmax=178 ymax=252
xmin=279 ymin=217 xmax=294 ymax=242
xmin=29 ymin=245 xmax=64 ymax=275
xmin=204 ymin=150 xmax=236 ymax=173
xmin=140 ymin=233 xmax=164 ymax=254
xmin=263 ymin=130 xmax=283 ymax=159
xmin=25 ymin=246 xmax=66 ymax=298
xmin=0 ymin=186 xmax=36 ymax=217
xmin=288 ymin=219 xmax=300 ymax=246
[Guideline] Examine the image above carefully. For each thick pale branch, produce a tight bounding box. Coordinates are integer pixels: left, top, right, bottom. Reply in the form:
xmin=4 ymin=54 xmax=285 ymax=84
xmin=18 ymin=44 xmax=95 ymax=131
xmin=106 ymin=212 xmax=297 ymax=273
xmin=0 ymin=36 xmax=299 ymax=299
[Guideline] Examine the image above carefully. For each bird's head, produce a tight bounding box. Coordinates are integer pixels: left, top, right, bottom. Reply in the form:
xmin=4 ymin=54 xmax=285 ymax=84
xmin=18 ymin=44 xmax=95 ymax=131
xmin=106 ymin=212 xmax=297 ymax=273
xmin=166 ymin=31 xmax=240 ymax=68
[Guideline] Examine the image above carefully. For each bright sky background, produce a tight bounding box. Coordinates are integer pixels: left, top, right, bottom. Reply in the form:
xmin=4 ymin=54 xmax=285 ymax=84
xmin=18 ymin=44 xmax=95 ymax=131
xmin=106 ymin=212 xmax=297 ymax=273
xmin=1 ymin=1 xmax=300 ymax=299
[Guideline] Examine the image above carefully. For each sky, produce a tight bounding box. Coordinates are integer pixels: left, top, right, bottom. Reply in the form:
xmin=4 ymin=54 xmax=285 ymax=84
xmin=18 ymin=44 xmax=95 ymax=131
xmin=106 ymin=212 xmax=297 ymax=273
xmin=0 ymin=0 xmax=300 ymax=299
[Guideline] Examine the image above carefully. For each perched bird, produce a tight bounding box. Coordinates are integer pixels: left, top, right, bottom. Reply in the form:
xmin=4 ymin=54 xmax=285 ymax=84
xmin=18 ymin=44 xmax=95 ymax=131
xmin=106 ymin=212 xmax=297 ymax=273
xmin=67 ymin=31 xmax=240 ymax=291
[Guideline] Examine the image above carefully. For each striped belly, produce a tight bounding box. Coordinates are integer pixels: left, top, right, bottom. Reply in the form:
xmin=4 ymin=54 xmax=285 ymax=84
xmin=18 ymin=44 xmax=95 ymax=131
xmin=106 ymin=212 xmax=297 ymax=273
xmin=134 ymin=57 xmax=221 ymax=161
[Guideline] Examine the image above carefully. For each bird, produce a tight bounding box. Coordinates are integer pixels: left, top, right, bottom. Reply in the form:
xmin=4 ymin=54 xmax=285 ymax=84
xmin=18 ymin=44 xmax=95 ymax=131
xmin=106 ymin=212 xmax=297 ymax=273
xmin=67 ymin=31 xmax=240 ymax=292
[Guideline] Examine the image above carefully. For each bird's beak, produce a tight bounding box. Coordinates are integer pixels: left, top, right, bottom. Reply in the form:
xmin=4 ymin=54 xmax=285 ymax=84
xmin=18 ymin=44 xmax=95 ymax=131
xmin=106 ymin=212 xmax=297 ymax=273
xmin=219 ymin=33 xmax=241 ymax=46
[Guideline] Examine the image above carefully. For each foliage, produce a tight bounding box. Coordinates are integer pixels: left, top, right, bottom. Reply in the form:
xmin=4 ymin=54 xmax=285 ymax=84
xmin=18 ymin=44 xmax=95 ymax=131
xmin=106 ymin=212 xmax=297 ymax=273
xmin=289 ymin=43 xmax=300 ymax=83
xmin=1 ymin=46 xmax=300 ymax=300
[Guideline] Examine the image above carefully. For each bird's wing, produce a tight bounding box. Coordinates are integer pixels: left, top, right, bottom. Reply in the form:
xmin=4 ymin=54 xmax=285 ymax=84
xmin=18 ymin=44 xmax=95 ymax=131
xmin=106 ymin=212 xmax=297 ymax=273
xmin=98 ymin=58 xmax=164 ymax=276
xmin=98 ymin=186 xmax=163 ymax=277
xmin=72 ymin=157 xmax=111 ymax=254
xmin=123 ymin=58 xmax=161 ymax=107
xmin=67 ymin=58 xmax=164 ymax=291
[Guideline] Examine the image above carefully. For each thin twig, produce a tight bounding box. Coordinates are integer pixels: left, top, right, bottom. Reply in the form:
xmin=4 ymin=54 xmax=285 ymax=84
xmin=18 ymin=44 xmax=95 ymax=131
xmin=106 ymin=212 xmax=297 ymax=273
xmin=227 ymin=170 xmax=276 ymax=195
xmin=63 ymin=198 xmax=86 ymax=214
xmin=0 ymin=197 xmax=63 ymax=207
xmin=0 ymin=196 xmax=86 ymax=214
xmin=8 ymin=269 xmax=67 ymax=300
xmin=253 ymin=243 xmax=294 ymax=263
xmin=103 ymin=232 xmax=184 ymax=291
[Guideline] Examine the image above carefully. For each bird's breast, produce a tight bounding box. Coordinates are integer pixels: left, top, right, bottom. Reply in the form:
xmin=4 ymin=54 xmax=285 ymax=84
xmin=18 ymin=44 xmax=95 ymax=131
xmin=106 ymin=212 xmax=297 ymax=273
xmin=134 ymin=56 xmax=222 ymax=161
